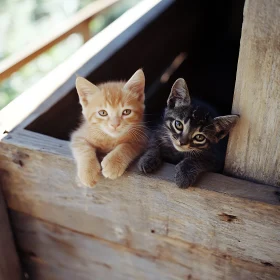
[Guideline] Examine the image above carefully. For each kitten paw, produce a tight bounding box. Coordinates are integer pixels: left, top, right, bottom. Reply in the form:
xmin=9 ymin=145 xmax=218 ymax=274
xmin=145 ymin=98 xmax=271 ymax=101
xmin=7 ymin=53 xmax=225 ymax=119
xmin=138 ymin=153 xmax=161 ymax=173
xmin=78 ymin=163 xmax=101 ymax=188
xmin=174 ymin=172 xmax=191 ymax=189
xmin=101 ymin=154 xmax=126 ymax=179
xmin=174 ymin=162 xmax=195 ymax=189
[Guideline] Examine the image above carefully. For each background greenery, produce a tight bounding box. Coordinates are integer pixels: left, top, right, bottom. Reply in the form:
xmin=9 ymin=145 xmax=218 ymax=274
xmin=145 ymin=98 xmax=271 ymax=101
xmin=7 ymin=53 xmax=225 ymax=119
xmin=0 ymin=0 xmax=140 ymax=109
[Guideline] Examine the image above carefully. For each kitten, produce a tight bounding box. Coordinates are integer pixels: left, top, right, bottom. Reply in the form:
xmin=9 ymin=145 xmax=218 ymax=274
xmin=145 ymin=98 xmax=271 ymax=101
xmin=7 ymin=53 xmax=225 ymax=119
xmin=138 ymin=78 xmax=239 ymax=188
xmin=71 ymin=69 xmax=147 ymax=187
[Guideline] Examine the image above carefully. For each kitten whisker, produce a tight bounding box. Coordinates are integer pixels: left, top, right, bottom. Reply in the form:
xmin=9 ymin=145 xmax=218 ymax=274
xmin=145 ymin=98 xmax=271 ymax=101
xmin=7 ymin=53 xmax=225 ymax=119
xmin=128 ymin=128 xmax=149 ymax=143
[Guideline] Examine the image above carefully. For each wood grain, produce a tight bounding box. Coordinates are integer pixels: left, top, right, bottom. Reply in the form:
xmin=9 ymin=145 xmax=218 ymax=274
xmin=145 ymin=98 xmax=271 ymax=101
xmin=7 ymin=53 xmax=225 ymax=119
xmin=225 ymin=0 xmax=280 ymax=187
xmin=0 ymin=188 xmax=21 ymax=280
xmin=10 ymin=210 xmax=280 ymax=280
xmin=0 ymin=130 xmax=279 ymax=279
xmin=3 ymin=129 xmax=280 ymax=205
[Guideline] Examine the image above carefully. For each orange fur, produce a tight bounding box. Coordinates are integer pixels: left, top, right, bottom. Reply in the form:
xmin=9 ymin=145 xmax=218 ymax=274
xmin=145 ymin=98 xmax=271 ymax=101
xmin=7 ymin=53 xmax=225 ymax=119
xmin=70 ymin=69 xmax=147 ymax=187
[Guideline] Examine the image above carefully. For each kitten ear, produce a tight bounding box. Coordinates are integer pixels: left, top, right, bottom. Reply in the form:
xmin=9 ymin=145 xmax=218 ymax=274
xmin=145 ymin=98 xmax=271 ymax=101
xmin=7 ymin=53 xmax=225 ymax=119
xmin=167 ymin=78 xmax=191 ymax=108
xmin=123 ymin=69 xmax=145 ymax=101
xmin=213 ymin=115 xmax=239 ymax=141
xmin=76 ymin=77 xmax=100 ymax=107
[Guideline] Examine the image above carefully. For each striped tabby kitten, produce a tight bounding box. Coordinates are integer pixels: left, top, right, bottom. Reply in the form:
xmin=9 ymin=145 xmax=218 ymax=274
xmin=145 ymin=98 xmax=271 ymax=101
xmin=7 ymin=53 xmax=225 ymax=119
xmin=138 ymin=78 xmax=239 ymax=188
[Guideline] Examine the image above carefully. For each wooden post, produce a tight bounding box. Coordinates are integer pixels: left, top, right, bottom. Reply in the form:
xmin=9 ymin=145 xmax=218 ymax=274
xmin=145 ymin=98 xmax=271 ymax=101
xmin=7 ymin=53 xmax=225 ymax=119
xmin=0 ymin=188 xmax=21 ymax=280
xmin=225 ymin=0 xmax=280 ymax=187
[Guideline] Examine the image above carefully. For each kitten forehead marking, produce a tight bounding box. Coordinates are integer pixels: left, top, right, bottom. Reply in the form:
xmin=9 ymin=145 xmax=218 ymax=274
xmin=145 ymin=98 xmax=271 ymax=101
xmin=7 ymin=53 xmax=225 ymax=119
xmin=182 ymin=120 xmax=191 ymax=138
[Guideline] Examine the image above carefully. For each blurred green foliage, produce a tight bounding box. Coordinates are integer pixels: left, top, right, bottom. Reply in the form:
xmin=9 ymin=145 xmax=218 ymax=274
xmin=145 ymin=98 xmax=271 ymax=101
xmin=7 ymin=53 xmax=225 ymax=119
xmin=0 ymin=0 xmax=140 ymax=109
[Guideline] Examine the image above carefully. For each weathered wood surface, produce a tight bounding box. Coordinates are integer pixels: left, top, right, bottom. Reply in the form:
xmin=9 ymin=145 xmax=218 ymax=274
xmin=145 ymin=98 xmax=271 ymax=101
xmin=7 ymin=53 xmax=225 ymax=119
xmin=0 ymin=130 xmax=279 ymax=279
xmin=225 ymin=0 xmax=280 ymax=187
xmin=0 ymin=0 xmax=121 ymax=82
xmin=3 ymin=130 xmax=280 ymax=205
xmin=11 ymin=211 xmax=280 ymax=280
xmin=0 ymin=188 xmax=21 ymax=280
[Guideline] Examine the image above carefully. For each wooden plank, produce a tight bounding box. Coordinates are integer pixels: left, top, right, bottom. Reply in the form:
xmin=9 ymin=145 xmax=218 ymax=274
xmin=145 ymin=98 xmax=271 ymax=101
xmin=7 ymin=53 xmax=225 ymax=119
xmin=11 ymin=211 xmax=280 ymax=280
xmin=224 ymin=0 xmax=280 ymax=187
xmin=3 ymin=129 xmax=280 ymax=205
xmin=0 ymin=0 xmax=121 ymax=82
xmin=0 ymin=130 xmax=280 ymax=275
xmin=0 ymin=0 xmax=174 ymax=135
xmin=0 ymin=188 xmax=21 ymax=280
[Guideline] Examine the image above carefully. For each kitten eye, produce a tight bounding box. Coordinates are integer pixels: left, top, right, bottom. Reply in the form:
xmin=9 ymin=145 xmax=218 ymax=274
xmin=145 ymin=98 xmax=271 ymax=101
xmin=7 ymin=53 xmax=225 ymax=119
xmin=194 ymin=134 xmax=205 ymax=142
xmin=175 ymin=120 xmax=183 ymax=131
xmin=98 ymin=110 xmax=108 ymax=116
xmin=122 ymin=109 xmax=131 ymax=116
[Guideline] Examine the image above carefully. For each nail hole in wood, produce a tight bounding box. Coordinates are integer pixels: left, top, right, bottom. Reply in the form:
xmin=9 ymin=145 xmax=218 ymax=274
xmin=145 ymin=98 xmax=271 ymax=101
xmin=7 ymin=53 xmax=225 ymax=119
xmin=261 ymin=261 xmax=274 ymax=267
xmin=218 ymin=213 xmax=238 ymax=223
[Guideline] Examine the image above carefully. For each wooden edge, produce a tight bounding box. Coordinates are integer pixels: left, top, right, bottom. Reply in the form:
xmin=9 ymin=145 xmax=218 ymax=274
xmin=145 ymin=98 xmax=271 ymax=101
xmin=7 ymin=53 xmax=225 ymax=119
xmin=0 ymin=0 xmax=174 ymax=135
xmin=2 ymin=129 xmax=280 ymax=206
xmin=0 ymin=0 xmax=121 ymax=81
xmin=0 ymin=187 xmax=21 ymax=279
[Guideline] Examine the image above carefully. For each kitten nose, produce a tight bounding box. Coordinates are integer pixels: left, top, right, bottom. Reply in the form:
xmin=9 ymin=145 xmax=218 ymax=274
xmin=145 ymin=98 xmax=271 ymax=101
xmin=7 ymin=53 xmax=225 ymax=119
xmin=179 ymin=140 xmax=187 ymax=146
xmin=110 ymin=117 xmax=121 ymax=129
xmin=110 ymin=123 xmax=120 ymax=129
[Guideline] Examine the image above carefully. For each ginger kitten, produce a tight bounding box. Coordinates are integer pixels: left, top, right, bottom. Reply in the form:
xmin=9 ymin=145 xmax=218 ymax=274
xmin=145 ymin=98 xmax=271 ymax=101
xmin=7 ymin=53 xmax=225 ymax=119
xmin=71 ymin=69 xmax=147 ymax=187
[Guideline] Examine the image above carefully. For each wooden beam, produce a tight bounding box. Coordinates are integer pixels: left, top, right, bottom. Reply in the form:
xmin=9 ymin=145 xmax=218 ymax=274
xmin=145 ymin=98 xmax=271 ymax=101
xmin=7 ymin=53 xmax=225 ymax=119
xmin=0 ymin=188 xmax=21 ymax=279
xmin=0 ymin=129 xmax=279 ymax=278
xmin=224 ymin=0 xmax=280 ymax=187
xmin=0 ymin=0 xmax=121 ymax=82
xmin=3 ymin=129 xmax=280 ymax=205
xmin=10 ymin=210 xmax=280 ymax=280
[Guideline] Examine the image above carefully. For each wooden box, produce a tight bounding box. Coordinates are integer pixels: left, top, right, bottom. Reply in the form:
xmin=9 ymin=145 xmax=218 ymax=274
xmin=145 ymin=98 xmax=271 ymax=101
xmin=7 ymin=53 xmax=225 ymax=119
xmin=0 ymin=0 xmax=279 ymax=279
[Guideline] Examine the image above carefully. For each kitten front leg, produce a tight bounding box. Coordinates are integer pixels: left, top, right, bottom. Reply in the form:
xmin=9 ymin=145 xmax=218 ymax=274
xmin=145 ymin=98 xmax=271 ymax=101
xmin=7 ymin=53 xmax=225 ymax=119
xmin=175 ymin=159 xmax=205 ymax=189
xmin=137 ymin=146 xmax=162 ymax=173
xmin=101 ymin=143 xmax=143 ymax=179
xmin=71 ymin=136 xmax=101 ymax=187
